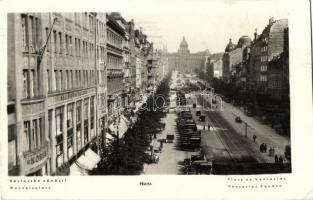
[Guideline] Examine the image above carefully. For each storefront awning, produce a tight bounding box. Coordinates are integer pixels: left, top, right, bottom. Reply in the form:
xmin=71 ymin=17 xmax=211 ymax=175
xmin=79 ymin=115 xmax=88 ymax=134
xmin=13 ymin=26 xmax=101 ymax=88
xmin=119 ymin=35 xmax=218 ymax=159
xmin=108 ymin=115 xmax=130 ymax=138
xmin=69 ymin=148 xmax=101 ymax=175
xmin=106 ymin=132 xmax=115 ymax=143
xmin=69 ymin=162 xmax=88 ymax=176
xmin=85 ymin=148 xmax=101 ymax=165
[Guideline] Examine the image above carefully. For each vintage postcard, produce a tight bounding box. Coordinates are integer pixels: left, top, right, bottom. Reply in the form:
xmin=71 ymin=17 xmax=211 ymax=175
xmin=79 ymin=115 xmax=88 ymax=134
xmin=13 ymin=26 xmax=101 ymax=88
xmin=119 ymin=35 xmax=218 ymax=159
xmin=0 ymin=0 xmax=312 ymax=199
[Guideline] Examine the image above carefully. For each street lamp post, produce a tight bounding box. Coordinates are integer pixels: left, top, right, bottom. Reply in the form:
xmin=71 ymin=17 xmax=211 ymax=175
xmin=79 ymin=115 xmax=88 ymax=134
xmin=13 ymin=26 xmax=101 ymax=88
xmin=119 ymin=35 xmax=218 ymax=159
xmin=245 ymin=122 xmax=248 ymax=137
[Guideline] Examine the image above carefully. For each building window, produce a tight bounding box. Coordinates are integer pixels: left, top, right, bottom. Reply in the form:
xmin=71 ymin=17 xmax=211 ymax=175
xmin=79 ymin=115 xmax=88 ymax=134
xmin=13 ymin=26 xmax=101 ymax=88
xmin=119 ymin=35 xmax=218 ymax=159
xmin=47 ymin=70 xmax=50 ymax=93
xmin=53 ymin=70 xmax=57 ymax=91
xmin=59 ymin=70 xmax=63 ymax=91
xmin=67 ymin=103 xmax=74 ymax=158
xmin=21 ymin=15 xmax=28 ymax=51
xmin=24 ymin=121 xmax=31 ymax=151
xmin=48 ymin=110 xmax=52 ymax=139
xmin=84 ymin=98 xmax=89 ymax=144
xmin=55 ymin=107 xmax=64 ymax=168
xmin=32 ymin=119 xmax=38 ymax=149
xmin=65 ymin=34 xmax=69 ymax=55
xmin=55 ymin=107 xmax=63 ymax=136
xmin=90 ymin=96 xmax=95 ymax=138
xmin=23 ymin=70 xmax=29 ymax=98
xmin=46 ymin=28 xmax=50 ymax=52
xmin=69 ymin=36 xmax=72 ymax=56
xmin=8 ymin=125 xmax=17 ymax=171
xmin=64 ymin=70 xmax=68 ymax=90
xmin=56 ymin=136 xmax=63 ymax=168
xmin=53 ymin=31 xmax=57 ymax=53
xmin=76 ymin=101 xmax=82 ymax=150
xmin=59 ymin=32 xmax=62 ymax=54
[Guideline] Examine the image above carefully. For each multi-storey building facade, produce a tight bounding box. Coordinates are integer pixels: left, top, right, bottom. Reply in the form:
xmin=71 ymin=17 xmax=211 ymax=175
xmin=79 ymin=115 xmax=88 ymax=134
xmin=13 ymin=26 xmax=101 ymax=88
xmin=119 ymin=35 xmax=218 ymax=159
xmin=222 ymin=36 xmax=251 ymax=84
xmin=267 ymin=28 xmax=289 ymax=101
xmin=7 ymin=12 xmax=107 ymax=176
xmin=167 ymin=36 xmax=210 ymax=74
xmin=247 ymin=18 xmax=288 ymax=94
xmin=106 ymin=13 xmax=125 ymax=124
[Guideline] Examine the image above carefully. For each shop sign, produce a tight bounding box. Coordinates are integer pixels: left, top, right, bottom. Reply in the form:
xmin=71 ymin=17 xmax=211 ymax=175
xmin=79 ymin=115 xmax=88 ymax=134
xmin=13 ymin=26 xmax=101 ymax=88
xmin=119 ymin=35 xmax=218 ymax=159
xmin=23 ymin=145 xmax=48 ymax=175
xmin=49 ymin=88 xmax=96 ymax=104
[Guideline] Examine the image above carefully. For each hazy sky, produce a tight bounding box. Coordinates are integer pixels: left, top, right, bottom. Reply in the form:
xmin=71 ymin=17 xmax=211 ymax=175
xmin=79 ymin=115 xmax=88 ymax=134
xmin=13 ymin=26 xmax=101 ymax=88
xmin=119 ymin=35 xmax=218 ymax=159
xmin=121 ymin=0 xmax=288 ymax=54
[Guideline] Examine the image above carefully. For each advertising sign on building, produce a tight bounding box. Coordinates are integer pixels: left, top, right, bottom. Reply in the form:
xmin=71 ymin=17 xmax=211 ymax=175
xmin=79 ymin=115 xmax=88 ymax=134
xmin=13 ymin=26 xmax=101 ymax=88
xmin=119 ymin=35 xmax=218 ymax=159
xmin=22 ymin=145 xmax=48 ymax=175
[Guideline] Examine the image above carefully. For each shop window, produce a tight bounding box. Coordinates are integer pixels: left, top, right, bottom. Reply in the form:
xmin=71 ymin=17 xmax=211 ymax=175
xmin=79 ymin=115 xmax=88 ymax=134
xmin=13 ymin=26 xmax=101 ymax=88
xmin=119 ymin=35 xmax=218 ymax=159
xmin=90 ymin=96 xmax=95 ymax=138
xmin=67 ymin=103 xmax=74 ymax=158
xmin=8 ymin=125 xmax=17 ymax=170
xmin=48 ymin=110 xmax=52 ymax=139
xmin=55 ymin=107 xmax=63 ymax=136
xmin=76 ymin=101 xmax=82 ymax=150
xmin=56 ymin=135 xmax=63 ymax=168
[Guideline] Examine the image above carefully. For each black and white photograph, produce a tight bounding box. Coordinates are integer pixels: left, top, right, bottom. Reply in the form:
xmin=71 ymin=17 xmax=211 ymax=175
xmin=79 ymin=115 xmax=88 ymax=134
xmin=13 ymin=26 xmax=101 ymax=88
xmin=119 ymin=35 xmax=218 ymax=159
xmin=1 ymin=0 xmax=313 ymax=199
xmin=7 ymin=10 xmax=291 ymax=176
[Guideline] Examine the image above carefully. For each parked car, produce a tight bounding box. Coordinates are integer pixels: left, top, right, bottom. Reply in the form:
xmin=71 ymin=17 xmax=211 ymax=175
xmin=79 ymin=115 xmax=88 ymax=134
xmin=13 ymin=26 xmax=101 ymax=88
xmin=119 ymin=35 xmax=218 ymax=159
xmin=166 ymin=134 xmax=175 ymax=143
xmin=199 ymin=115 xmax=205 ymax=122
xmin=153 ymin=148 xmax=160 ymax=163
xmin=246 ymin=111 xmax=255 ymax=117
xmin=196 ymin=110 xmax=201 ymax=116
xmin=235 ymin=116 xmax=242 ymax=123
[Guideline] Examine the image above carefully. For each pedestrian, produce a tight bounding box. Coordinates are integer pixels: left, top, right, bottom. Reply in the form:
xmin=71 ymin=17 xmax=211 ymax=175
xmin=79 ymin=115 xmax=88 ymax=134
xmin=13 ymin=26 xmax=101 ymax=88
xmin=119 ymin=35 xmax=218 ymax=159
xmin=259 ymin=144 xmax=263 ymax=153
xmin=264 ymin=143 xmax=267 ymax=153
xmin=208 ymin=124 xmax=211 ymax=131
xmin=269 ymin=147 xmax=273 ymax=156
xmin=203 ymin=125 xmax=205 ymax=130
xmin=253 ymin=134 xmax=257 ymax=142
xmin=279 ymin=155 xmax=283 ymax=164
xmin=275 ymin=155 xmax=279 ymax=164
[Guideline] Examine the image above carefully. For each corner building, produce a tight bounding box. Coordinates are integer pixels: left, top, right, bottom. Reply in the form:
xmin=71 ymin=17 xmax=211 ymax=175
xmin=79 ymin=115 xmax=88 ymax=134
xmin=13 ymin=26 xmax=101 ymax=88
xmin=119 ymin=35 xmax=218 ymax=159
xmin=7 ymin=13 xmax=107 ymax=176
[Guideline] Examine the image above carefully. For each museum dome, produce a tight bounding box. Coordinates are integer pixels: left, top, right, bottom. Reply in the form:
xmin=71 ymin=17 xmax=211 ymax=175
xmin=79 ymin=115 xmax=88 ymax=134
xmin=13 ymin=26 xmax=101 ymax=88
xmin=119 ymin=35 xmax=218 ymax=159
xmin=237 ymin=36 xmax=252 ymax=48
xmin=179 ymin=36 xmax=189 ymax=49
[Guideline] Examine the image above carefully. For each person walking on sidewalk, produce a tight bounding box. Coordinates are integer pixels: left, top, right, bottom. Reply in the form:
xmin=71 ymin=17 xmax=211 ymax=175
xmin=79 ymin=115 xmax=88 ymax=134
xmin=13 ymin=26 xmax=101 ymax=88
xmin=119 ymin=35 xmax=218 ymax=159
xmin=279 ymin=155 xmax=284 ymax=165
xmin=208 ymin=123 xmax=211 ymax=131
xmin=275 ymin=155 xmax=279 ymax=164
xmin=253 ymin=134 xmax=257 ymax=142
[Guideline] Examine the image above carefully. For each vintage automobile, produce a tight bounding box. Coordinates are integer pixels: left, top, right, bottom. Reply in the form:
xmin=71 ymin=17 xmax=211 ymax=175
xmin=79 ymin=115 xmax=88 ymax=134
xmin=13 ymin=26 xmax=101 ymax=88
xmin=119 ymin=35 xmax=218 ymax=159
xmin=196 ymin=110 xmax=201 ymax=116
xmin=235 ymin=116 xmax=242 ymax=123
xmin=166 ymin=134 xmax=175 ymax=143
xmin=199 ymin=115 xmax=205 ymax=122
